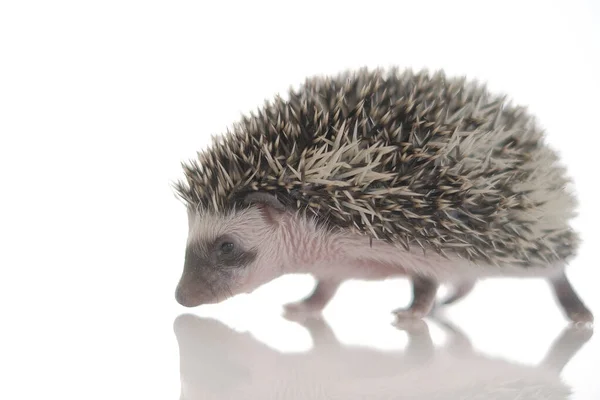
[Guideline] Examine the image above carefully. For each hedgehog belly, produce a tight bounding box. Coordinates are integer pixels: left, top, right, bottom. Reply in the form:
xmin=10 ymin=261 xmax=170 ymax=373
xmin=318 ymin=231 xmax=569 ymax=283
xmin=309 ymin=254 xmax=410 ymax=283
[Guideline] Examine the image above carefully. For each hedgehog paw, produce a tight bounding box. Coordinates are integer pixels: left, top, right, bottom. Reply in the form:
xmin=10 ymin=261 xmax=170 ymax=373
xmin=392 ymin=308 xmax=428 ymax=320
xmin=392 ymin=317 xmax=429 ymax=334
xmin=567 ymin=307 xmax=594 ymax=328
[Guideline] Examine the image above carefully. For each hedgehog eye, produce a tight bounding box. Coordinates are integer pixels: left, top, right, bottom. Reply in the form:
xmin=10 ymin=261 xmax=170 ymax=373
xmin=220 ymin=242 xmax=234 ymax=254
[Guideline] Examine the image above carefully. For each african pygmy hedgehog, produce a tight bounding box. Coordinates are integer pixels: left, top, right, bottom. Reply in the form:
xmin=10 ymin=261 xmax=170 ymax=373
xmin=174 ymin=67 xmax=593 ymax=324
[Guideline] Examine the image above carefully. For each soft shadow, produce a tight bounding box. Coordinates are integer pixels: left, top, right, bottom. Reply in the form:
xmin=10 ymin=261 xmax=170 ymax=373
xmin=173 ymin=314 xmax=592 ymax=400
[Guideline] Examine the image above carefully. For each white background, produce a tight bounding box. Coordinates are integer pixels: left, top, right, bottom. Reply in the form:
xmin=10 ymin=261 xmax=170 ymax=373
xmin=1 ymin=0 xmax=599 ymax=399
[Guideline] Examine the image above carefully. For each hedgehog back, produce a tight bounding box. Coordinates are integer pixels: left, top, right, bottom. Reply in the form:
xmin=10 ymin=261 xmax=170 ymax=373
xmin=177 ymin=68 xmax=578 ymax=267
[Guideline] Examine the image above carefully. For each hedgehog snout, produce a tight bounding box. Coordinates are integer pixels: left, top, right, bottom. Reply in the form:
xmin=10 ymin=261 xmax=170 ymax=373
xmin=175 ymin=291 xmax=194 ymax=307
xmin=175 ymin=282 xmax=203 ymax=307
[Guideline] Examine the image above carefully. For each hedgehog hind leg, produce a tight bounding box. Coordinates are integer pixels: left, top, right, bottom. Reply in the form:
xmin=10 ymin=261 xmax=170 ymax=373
xmin=283 ymin=279 xmax=341 ymax=318
xmin=393 ymin=276 xmax=439 ymax=319
xmin=549 ymin=272 xmax=594 ymax=325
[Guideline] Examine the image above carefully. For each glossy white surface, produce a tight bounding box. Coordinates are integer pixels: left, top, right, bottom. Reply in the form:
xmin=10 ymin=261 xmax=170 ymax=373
xmin=1 ymin=1 xmax=599 ymax=399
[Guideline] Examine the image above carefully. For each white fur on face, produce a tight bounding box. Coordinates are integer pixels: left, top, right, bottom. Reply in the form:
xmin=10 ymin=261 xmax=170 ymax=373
xmin=185 ymin=206 xmax=287 ymax=298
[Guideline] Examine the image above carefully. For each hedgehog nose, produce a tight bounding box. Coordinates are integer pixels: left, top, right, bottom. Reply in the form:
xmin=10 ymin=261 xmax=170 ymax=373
xmin=175 ymin=285 xmax=201 ymax=307
xmin=175 ymin=288 xmax=189 ymax=306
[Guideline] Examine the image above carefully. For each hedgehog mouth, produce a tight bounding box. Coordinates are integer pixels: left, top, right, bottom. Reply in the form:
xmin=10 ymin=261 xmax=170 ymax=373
xmin=178 ymin=298 xmax=201 ymax=308
xmin=175 ymin=290 xmax=201 ymax=307
xmin=175 ymin=287 xmax=212 ymax=307
xmin=175 ymin=284 xmax=227 ymax=307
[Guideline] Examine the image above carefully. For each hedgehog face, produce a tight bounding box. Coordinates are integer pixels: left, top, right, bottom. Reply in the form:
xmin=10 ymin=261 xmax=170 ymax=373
xmin=175 ymin=199 xmax=285 ymax=307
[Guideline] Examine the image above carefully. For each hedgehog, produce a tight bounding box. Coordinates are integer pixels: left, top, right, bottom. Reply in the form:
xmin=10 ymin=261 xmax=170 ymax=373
xmin=174 ymin=67 xmax=593 ymax=324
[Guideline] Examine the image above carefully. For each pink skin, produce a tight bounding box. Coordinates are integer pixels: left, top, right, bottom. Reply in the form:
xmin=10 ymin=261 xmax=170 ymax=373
xmin=177 ymin=204 xmax=411 ymax=309
xmin=175 ymin=196 xmax=593 ymax=323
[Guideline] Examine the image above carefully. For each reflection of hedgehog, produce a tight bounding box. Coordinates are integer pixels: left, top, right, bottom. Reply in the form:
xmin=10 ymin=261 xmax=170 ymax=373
xmin=174 ymin=314 xmax=589 ymax=400
xmin=174 ymin=68 xmax=592 ymax=323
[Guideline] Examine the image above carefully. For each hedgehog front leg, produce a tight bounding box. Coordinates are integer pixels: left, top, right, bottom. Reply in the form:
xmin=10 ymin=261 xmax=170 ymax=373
xmin=393 ymin=276 xmax=439 ymax=319
xmin=283 ymin=279 xmax=341 ymax=316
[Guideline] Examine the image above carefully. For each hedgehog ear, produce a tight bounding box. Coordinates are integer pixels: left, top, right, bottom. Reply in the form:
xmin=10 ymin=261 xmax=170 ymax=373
xmin=243 ymin=192 xmax=286 ymax=223
xmin=243 ymin=192 xmax=286 ymax=211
